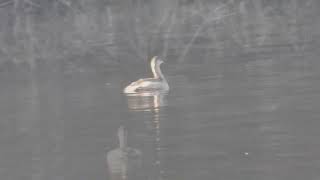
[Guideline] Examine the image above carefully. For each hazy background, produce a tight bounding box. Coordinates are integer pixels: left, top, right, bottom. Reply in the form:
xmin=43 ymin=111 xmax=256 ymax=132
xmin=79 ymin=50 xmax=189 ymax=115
xmin=1 ymin=0 xmax=320 ymax=180
xmin=0 ymin=0 xmax=319 ymax=70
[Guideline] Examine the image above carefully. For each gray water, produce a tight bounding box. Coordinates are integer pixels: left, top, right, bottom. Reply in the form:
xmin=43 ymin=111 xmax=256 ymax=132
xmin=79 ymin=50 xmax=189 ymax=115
xmin=1 ymin=1 xmax=320 ymax=180
xmin=1 ymin=51 xmax=320 ymax=180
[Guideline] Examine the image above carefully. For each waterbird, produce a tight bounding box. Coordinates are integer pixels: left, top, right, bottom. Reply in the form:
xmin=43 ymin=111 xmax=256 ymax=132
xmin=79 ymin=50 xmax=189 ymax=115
xmin=123 ymin=56 xmax=169 ymax=94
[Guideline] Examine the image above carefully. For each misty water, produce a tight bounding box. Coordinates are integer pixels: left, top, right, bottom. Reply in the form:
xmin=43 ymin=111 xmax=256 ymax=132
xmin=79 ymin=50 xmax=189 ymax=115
xmin=2 ymin=50 xmax=320 ymax=180
xmin=1 ymin=1 xmax=320 ymax=180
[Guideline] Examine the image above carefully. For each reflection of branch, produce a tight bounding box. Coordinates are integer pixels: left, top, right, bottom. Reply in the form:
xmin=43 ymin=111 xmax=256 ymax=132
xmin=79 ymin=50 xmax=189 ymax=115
xmin=25 ymin=0 xmax=41 ymax=8
xmin=2 ymin=0 xmax=41 ymax=9
xmin=81 ymin=40 xmax=118 ymax=62
xmin=148 ymin=2 xmax=178 ymax=59
xmin=161 ymin=5 xmax=179 ymax=58
xmin=86 ymin=41 xmax=113 ymax=47
xmin=213 ymin=1 xmax=232 ymax=14
xmin=162 ymin=12 xmax=176 ymax=58
xmin=0 ymin=0 xmax=13 ymax=8
xmin=186 ymin=0 xmax=234 ymax=23
xmin=56 ymin=0 xmax=82 ymax=13
xmin=178 ymin=12 xmax=236 ymax=62
xmin=57 ymin=0 xmax=71 ymax=6
xmin=157 ymin=9 xmax=174 ymax=29
xmin=177 ymin=0 xmax=237 ymax=62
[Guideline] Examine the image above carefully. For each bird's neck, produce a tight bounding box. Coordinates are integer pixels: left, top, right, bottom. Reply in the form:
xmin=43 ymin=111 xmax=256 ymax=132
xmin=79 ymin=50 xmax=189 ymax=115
xmin=118 ymin=128 xmax=127 ymax=149
xmin=151 ymin=63 xmax=165 ymax=80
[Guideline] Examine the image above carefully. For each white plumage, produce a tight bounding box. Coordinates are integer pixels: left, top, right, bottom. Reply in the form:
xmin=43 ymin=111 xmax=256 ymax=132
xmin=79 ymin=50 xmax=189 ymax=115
xmin=123 ymin=56 xmax=169 ymax=94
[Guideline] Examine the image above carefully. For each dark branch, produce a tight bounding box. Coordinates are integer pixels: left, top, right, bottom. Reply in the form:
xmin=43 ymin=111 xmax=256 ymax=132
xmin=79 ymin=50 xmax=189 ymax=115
xmin=25 ymin=0 xmax=41 ymax=8
xmin=0 ymin=0 xmax=13 ymax=8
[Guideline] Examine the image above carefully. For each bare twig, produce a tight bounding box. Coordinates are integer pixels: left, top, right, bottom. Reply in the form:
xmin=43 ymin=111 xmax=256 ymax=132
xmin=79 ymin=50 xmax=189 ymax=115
xmin=146 ymin=6 xmax=176 ymax=60
xmin=157 ymin=9 xmax=174 ymax=29
xmin=25 ymin=0 xmax=41 ymax=8
xmin=77 ymin=40 xmax=118 ymax=62
xmin=178 ymin=12 xmax=237 ymax=62
xmin=0 ymin=0 xmax=13 ymax=8
xmin=213 ymin=1 xmax=232 ymax=14
xmin=58 ymin=0 xmax=71 ymax=6
xmin=187 ymin=0 xmax=234 ymax=22
xmin=162 ymin=12 xmax=176 ymax=58
xmin=56 ymin=0 xmax=82 ymax=14
xmin=126 ymin=30 xmax=147 ymax=61
xmin=177 ymin=0 xmax=238 ymax=62
xmin=86 ymin=41 xmax=114 ymax=47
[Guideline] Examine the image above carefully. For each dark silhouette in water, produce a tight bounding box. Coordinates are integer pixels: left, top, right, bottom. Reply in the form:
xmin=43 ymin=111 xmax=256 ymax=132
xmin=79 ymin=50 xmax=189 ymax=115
xmin=106 ymin=126 xmax=142 ymax=180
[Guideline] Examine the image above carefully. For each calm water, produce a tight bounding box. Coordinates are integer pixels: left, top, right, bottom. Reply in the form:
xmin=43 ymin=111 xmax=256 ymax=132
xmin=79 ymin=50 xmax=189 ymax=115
xmin=1 ymin=1 xmax=320 ymax=179
xmin=1 ymin=49 xmax=320 ymax=180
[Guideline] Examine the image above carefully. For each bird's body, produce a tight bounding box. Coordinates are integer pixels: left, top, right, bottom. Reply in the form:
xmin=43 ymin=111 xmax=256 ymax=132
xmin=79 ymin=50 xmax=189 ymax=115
xmin=123 ymin=56 xmax=169 ymax=94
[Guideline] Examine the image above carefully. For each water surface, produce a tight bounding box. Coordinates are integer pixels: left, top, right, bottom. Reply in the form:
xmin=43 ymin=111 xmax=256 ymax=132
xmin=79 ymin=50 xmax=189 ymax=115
xmin=1 ymin=1 xmax=320 ymax=179
xmin=1 ymin=50 xmax=320 ymax=180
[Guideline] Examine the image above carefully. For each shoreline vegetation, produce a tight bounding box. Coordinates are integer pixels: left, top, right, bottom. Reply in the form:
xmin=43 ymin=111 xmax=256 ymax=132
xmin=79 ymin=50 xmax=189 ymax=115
xmin=0 ymin=0 xmax=318 ymax=72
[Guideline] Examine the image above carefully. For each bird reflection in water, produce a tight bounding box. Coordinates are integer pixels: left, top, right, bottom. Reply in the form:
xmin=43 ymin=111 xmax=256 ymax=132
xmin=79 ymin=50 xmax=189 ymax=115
xmin=106 ymin=126 xmax=142 ymax=180
xmin=124 ymin=91 xmax=168 ymax=180
xmin=125 ymin=91 xmax=168 ymax=112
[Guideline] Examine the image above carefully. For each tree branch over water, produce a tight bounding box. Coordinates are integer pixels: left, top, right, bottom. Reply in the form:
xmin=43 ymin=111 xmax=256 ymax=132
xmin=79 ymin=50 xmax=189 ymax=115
xmin=162 ymin=11 xmax=176 ymax=58
xmin=178 ymin=1 xmax=238 ymax=62
xmin=25 ymin=0 xmax=41 ymax=8
xmin=56 ymin=0 xmax=82 ymax=14
xmin=0 ymin=0 xmax=13 ymax=8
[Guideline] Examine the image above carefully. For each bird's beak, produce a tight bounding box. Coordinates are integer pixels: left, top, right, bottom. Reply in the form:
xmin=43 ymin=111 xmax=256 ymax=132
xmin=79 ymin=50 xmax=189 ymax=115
xmin=158 ymin=58 xmax=164 ymax=64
